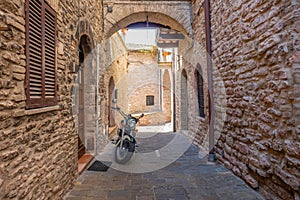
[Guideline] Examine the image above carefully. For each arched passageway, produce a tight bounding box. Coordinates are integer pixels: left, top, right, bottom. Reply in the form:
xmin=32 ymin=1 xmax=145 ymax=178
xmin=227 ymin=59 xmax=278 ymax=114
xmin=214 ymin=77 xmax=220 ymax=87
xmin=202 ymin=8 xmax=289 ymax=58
xmin=102 ymin=1 xmax=192 ymax=38
xmin=101 ymin=4 xmax=192 ymax=130
xmin=78 ymin=35 xmax=92 ymax=159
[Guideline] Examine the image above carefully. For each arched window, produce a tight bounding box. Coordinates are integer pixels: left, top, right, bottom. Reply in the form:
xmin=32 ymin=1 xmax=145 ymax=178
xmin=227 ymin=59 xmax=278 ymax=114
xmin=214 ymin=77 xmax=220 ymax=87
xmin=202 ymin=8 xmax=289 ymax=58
xmin=196 ymin=64 xmax=205 ymax=118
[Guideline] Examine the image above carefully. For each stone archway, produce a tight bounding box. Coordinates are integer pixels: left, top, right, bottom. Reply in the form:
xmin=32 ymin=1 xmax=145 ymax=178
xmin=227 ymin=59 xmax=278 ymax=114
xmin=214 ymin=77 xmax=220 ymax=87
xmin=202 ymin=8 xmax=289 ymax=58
xmin=102 ymin=1 xmax=192 ymax=38
xmin=101 ymin=2 xmax=192 ymax=132
xmin=181 ymin=69 xmax=188 ymax=130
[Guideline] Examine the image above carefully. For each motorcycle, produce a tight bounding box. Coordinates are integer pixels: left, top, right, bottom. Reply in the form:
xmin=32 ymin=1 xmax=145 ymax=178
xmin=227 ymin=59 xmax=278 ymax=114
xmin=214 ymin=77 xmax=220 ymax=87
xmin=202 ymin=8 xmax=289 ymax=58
xmin=111 ymin=106 xmax=144 ymax=164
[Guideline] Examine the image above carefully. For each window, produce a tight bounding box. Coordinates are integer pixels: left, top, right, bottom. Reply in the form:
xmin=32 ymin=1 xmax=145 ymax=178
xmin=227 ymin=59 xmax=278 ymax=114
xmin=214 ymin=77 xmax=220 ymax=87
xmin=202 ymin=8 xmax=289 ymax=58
xmin=196 ymin=65 xmax=205 ymax=118
xmin=25 ymin=0 xmax=57 ymax=109
xmin=146 ymin=95 xmax=154 ymax=106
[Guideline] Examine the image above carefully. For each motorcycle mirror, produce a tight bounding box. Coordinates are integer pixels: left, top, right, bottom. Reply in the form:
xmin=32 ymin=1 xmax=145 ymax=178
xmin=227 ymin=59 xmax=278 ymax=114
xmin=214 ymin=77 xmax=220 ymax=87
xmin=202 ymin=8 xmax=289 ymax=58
xmin=140 ymin=113 xmax=144 ymax=117
xmin=112 ymin=89 xmax=118 ymax=104
xmin=114 ymin=89 xmax=118 ymax=99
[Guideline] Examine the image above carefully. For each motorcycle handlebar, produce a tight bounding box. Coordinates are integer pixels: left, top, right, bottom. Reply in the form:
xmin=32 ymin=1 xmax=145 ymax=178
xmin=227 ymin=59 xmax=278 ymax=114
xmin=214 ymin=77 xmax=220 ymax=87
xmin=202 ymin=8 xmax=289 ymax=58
xmin=111 ymin=106 xmax=144 ymax=120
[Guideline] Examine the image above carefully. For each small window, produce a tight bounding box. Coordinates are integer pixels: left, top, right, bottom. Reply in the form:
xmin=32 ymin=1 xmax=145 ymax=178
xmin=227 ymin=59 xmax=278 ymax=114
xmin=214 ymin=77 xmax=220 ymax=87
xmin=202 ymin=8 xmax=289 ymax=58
xmin=25 ymin=0 xmax=57 ymax=109
xmin=146 ymin=95 xmax=154 ymax=106
xmin=196 ymin=66 xmax=205 ymax=118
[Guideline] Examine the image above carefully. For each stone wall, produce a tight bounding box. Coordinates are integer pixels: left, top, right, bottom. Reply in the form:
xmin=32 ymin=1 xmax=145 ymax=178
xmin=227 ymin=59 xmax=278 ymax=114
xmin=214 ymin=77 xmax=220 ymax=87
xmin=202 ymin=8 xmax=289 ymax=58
xmin=210 ymin=0 xmax=300 ymax=199
xmin=102 ymin=33 xmax=128 ymax=141
xmin=174 ymin=0 xmax=209 ymax=150
xmin=0 ymin=0 xmax=103 ymax=199
xmin=175 ymin=59 xmax=209 ymax=149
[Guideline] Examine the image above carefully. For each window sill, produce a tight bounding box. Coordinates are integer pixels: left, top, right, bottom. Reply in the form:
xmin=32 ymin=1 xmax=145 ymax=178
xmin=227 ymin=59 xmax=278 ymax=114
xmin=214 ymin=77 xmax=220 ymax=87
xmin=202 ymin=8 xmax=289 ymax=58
xmin=14 ymin=105 xmax=60 ymax=117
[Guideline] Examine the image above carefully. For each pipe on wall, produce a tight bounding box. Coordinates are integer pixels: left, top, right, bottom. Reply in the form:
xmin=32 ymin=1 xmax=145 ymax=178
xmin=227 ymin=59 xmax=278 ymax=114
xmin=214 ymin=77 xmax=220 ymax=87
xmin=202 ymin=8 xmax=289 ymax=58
xmin=204 ymin=0 xmax=215 ymax=152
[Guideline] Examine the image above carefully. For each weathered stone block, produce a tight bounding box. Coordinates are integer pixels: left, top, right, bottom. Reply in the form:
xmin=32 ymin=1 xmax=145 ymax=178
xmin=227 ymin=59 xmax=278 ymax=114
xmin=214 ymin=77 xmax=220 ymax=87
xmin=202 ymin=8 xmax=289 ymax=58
xmin=257 ymin=122 xmax=272 ymax=137
xmin=285 ymin=140 xmax=300 ymax=157
xmin=259 ymin=154 xmax=271 ymax=169
xmin=243 ymin=174 xmax=258 ymax=189
xmin=259 ymin=112 xmax=273 ymax=123
xmin=275 ymin=166 xmax=300 ymax=191
xmin=236 ymin=142 xmax=249 ymax=155
xmin=0 ymin=149 xmax=19 ymax=162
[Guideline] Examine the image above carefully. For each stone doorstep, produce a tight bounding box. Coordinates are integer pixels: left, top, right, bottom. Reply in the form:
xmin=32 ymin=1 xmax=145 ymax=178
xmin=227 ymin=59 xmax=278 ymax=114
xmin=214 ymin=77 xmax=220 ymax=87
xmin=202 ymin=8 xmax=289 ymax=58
xmin=78 ymin=153 xmax=94 ymax=174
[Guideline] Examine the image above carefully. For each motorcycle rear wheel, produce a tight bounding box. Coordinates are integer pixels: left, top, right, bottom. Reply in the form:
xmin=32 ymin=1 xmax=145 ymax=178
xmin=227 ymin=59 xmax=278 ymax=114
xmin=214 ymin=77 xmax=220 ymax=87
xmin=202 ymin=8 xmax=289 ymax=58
xmin=115 ymin=140 xmax=135 ymax=164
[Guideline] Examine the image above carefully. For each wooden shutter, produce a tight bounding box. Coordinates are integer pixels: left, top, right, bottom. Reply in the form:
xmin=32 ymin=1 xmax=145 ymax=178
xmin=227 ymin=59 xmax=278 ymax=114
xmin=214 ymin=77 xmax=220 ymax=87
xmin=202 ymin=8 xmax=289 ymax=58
xmin=25 ymin=0 xmax=57 ymax=109
xmin=44 ymin=3 xmax=57 ymax=105
xmin=25 ymin=0 xmax=43 ymax=108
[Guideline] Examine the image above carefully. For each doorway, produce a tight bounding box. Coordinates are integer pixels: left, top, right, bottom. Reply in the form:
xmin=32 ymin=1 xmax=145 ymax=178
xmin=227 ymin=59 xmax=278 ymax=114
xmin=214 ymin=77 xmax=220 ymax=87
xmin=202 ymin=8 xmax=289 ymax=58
xmin=78 ymin=35 xmax=91 ymax=159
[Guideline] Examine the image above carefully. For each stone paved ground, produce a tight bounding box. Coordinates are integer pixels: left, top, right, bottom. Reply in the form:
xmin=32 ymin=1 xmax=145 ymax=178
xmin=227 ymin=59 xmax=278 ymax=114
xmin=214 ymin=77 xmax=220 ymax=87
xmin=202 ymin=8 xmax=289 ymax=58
xmin=65 ymin=126 xmax=264 ymax=200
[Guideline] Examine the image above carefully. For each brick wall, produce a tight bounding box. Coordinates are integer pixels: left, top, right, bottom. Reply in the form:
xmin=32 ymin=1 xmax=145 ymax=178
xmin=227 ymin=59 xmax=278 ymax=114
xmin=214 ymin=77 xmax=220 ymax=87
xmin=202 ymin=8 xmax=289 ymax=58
xmin=209 ymin=0 xmax=300 ymax=199
xmin=102 ymin=33 xmax=128 ymax=139
xmin=127 ymin=51 xmax=170 ymax=125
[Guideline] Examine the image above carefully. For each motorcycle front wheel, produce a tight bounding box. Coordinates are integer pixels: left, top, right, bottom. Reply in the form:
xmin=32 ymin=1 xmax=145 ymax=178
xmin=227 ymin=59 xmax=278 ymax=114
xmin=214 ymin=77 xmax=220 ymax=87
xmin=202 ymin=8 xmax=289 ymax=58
xmin=115 ymin=140 xmax=135 ymax=164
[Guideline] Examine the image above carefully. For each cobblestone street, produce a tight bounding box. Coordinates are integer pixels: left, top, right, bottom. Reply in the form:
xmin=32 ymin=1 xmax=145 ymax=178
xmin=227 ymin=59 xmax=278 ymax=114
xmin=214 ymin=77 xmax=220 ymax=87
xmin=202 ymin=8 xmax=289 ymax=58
xmin=65 ymin=126 xmax=264 ymax=200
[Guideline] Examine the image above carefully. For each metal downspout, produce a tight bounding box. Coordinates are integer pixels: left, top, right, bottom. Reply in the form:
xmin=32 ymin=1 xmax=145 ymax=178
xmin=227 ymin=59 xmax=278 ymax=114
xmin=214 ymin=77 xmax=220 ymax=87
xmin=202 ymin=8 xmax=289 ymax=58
xmin=96 ymin=45 xmax=99 ymax=154
xmin=204 ymin=0 xmax=215 ymax=152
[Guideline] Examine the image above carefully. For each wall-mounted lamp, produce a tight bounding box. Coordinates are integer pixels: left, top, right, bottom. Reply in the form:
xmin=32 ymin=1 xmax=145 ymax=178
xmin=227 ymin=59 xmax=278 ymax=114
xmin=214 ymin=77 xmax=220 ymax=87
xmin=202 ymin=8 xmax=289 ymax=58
xmin=107 ymin=6 xmax=113 ymax=13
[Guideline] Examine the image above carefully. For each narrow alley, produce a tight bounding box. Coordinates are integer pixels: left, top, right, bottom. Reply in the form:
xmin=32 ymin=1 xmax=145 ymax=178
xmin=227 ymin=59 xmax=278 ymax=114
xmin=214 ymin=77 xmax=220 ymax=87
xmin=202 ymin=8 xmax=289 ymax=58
xmin=65 ymin=126 xmax=264 ymax=200
xmin=1 ymin=0 xmax=299 ymax=200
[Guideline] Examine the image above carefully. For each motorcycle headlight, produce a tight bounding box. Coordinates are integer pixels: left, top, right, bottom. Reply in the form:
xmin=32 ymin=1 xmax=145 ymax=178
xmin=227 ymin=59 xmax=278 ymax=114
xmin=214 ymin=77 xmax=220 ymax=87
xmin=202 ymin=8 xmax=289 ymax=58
xmin=128 ymin=119 xmax=135 ymax=128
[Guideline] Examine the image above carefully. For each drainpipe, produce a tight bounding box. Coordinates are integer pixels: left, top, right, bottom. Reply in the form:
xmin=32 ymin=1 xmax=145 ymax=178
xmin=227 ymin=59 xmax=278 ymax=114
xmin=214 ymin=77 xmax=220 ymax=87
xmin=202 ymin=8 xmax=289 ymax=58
xmin=172 ymin=48 xmax=176 ymax=132
xmin=95 ymin=45 xmax=100 ymax=154
xmin=204 ymin=0 xmax=215 ymax=152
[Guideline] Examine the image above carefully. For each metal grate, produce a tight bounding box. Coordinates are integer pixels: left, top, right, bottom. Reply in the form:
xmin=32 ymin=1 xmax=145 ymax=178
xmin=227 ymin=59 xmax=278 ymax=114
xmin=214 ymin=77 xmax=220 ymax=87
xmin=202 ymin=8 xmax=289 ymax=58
xmin=87 ymin=161 xmax=111 ymax=172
